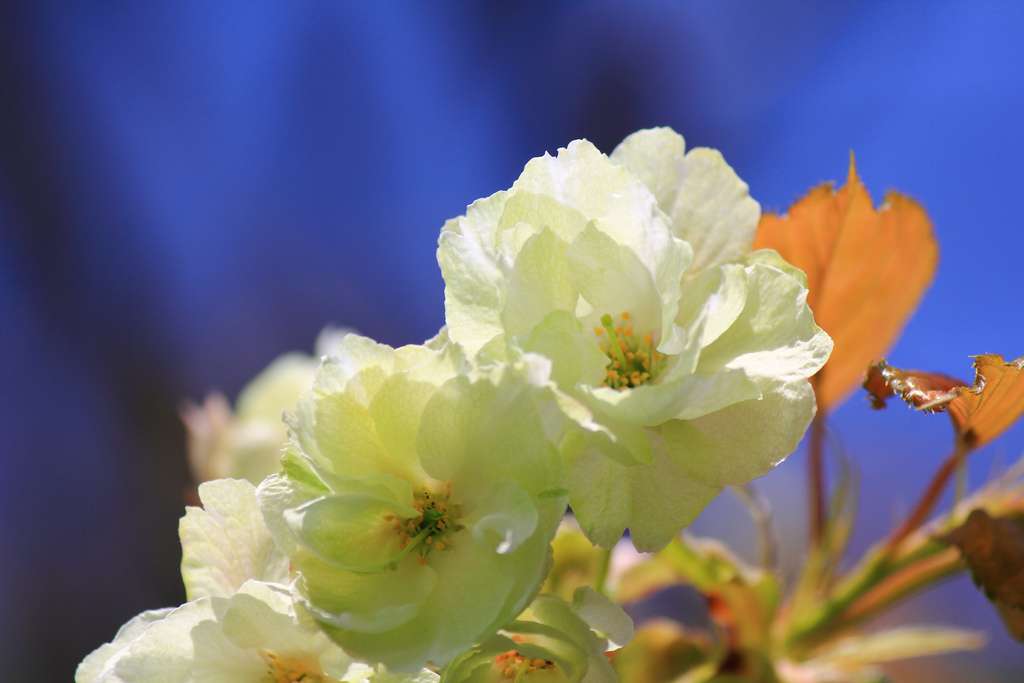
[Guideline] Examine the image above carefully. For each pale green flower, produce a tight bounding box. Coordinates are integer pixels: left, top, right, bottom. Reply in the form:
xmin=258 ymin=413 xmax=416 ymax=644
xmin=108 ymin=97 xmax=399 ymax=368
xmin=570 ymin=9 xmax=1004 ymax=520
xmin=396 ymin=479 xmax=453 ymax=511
xmin=183 ymin=329 xmax=350 ymax=485
xmin=438 ymin=128 xmax=832 ymax=550
xmin=76 ymin=580 xmax=436 ymax=683
xmin=77 ymin=600 xmax=213 ymax=683
xmin=80 ymin=469 xmax=429 ymax=682
xmin=179 ymin=478 xmax=290 ymax=601
xmin=257 ymin=332 xmax=569 ymax=671
xmin=441 ymin=588 xmax=631 ymax=683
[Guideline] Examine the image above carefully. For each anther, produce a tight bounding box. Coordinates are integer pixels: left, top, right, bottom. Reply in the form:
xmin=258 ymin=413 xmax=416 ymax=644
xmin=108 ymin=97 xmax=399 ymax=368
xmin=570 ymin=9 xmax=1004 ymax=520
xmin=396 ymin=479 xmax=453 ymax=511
xmin=593 ymin=311 xmax=665 ymax=390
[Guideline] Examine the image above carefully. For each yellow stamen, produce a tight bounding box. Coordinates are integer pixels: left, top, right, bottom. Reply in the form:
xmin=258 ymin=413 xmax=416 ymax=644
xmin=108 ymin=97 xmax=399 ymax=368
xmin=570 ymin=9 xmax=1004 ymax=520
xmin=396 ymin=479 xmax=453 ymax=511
xmin=262 ymin=650 xmax=326 ymax=683
xmin=592 ymin=311 xmax=666 ymax=390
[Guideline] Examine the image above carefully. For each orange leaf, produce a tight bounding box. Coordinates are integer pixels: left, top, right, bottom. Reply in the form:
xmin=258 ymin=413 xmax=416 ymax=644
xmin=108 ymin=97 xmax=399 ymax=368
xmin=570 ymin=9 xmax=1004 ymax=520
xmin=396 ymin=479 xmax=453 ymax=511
xmin=754 ymin=157 xmax=938 ymax=411
xmin=949 ymin=354 xmax=1024 ymax=448
xmin=863 ymin=354 xmax=1024 ymax=448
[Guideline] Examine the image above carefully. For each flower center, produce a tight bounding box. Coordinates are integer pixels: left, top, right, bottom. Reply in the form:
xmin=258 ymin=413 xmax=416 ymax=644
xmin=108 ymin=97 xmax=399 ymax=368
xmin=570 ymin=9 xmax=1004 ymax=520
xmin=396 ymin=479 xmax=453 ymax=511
xmin=262 ymin=650 xmax=327 ymax=683
xmin=493 ymin=649 xmax=556 ymax=679
xmin=593 ymin=312 xmax=665 ymax=390
xmin=389 ymin=483 xmax=463 ymax=562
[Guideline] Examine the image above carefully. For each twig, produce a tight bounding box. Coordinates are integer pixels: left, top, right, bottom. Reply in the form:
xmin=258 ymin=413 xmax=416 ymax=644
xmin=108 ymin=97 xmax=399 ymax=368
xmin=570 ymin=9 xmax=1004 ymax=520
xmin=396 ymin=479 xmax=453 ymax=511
xmin=885 ymin=438 xmax=972 ymax=553
xmin=822 ymin=547 xmax=964 ymax=645
xmin=952 ymin=457 xmax=968 ymax=521
xmin=808 ymin=406 xmax=828 ymax=547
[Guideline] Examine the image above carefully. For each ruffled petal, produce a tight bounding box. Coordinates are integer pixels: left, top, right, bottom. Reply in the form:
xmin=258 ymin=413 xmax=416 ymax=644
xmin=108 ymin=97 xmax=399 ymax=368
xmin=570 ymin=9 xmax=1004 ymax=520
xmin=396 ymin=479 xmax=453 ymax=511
xmin=564 ymin=431 xmax=718 ymax=551
xmin=661 ymin=380 xmax=817 ymax=488
xmin=612 ymin=127 xmax=759 ymax=271
xmin=179 ymin=479 xmax=289 ymax=601
xmin=437 ymin=192 xmax=510 ymax=354
xmin=697 ymin=258 xmax=832 ymax=386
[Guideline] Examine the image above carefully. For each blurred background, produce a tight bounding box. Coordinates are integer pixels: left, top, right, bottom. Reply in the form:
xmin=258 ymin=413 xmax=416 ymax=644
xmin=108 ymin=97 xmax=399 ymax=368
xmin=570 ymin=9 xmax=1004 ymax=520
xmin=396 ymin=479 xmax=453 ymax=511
xmin=2 ymin=2 xmax=1023 ymax=680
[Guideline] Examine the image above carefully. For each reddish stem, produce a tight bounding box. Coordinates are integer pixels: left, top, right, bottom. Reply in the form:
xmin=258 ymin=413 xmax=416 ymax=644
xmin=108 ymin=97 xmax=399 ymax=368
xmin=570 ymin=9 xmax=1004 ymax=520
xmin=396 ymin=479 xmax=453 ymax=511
xmin=808 ymin=409 xmax=827 ymax=547
xmin=885 ymin=438 xmax=971 ymax=553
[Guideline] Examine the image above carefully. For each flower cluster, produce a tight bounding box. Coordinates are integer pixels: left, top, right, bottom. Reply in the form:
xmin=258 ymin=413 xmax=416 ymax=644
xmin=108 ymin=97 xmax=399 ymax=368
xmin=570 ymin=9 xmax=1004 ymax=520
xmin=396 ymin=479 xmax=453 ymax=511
xmin=438 ymin=129 xmax=830 ymax=550
xmin=78 ymin=128 xmax=829 ymax=682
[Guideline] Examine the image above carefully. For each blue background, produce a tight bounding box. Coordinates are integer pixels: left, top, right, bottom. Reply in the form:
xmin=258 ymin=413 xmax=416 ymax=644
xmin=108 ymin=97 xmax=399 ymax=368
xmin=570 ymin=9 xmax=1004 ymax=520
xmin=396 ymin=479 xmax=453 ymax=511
xmin=2 ymin=2 xmax=1022 ymax=680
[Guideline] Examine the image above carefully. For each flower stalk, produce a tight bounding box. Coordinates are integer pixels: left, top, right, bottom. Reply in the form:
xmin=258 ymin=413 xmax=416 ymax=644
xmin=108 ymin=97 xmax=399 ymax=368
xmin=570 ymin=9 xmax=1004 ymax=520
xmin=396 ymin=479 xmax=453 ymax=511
xmin=885 ymin=438 xmax=973 ymax=553
xmin=807 ymin=404 xmax=828 ymax=548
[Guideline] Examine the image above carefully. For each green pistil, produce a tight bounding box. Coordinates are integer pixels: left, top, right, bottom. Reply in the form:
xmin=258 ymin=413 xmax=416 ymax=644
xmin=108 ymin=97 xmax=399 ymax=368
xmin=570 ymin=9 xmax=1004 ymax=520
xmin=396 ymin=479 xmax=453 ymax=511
xmin=600 ymin=314 xmax=630 ymax=368
xmin=399 ymin=488 xmax=464 ymax=562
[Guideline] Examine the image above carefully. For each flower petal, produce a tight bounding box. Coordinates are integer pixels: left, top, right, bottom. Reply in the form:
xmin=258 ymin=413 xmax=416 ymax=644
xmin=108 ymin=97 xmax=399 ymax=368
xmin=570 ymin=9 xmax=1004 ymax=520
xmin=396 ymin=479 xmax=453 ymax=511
xmin=571 ymin=587 xmax=634 ymax=648
xmin=568 ymin=223 xmax=664 ymax=335
xmin=465 ymin=481 xmax=539 ymax=555
xmin=179 ymin=478 xmax=290 ymax=601
xmin=501 ymin=228 xmax=577 ymax=338
xmin=565 ymin=432 xmax=718 ymax=551
xmin=661 ymin=380 xmax=816 ymax=488
xmin=310 ymin=377 xmax=425 ymax=484
xmin=84 ymin=600 xmax=215 ymax=683
xmin=613 ymin=128 xmax=759 ymax=271
xmin=437 ymin=192 xmax=510 ymax=354
xmin=674 ymin=262 xmax=748 ymax=354
xmin=298 ymin=554 xmax=438 ymax=635
xmin=284 ymin=491 xmax=416 ymax=573
xmin=520 ymin=310 xmax=608 ymax=389
xmin=697 ymin=258 xmax=832 ymax=386
xmin=579 ymin=368 xmax=761 ymax=428
xmin=610 ymin=126 xmax=688 ymax=212
xmin=76 ymin=608 xmax=176 ymax=683
xmin=417 ymin=362 xmax=565 ymax=507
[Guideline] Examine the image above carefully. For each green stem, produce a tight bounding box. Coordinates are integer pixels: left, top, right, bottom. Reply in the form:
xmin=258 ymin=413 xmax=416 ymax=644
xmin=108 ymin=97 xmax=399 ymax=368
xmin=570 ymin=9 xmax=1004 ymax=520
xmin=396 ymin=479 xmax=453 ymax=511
xmin=791 ymin=550 xmax=965 ymax=659
xmin=784 ymin=548 xmax=890 ymax=650
xmin=786 ymin=452 xmax=1024 ymax=657
xmin=833 ymin=547 xmax=964 ymax=634
xmin=786 ymin=522 xmax=970 ymax=652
